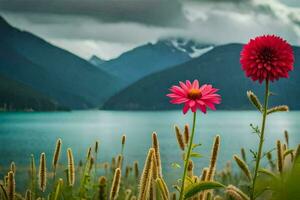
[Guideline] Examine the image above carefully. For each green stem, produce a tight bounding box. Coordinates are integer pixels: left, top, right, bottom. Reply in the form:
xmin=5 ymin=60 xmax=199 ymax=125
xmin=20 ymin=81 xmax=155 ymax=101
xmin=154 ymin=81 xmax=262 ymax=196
xmin=94 ymin=152 xmax=98 ymax=184
xmin=179 ymin=111 xmax=197 ymax=200
xmin=251 ymin=79 xmax=269 ymax=200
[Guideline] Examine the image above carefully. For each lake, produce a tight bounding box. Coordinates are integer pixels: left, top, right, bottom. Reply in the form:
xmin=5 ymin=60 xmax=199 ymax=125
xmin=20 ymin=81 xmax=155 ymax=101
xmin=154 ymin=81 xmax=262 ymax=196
xmin=0 ymin=110 xmax=299 ymax=188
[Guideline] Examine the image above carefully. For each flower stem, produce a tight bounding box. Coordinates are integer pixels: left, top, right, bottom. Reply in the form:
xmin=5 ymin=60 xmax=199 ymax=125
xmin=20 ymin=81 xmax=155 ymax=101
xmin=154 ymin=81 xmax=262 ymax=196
xmin=251 ymin=79 xmax=269 ymax=200
xmin=179 ymin=111 xmax=197 ymax=200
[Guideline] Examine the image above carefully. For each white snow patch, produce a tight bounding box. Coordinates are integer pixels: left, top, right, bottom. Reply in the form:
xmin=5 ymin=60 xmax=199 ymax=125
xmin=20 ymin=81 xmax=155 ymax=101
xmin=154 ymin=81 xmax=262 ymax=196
xmin=189 ymin=46 xmax=214 ymax=58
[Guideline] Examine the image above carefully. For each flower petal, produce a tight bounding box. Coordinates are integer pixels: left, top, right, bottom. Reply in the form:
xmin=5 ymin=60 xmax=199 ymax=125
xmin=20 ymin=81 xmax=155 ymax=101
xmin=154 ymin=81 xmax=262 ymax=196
xmin=192 ymin=80 xmax=199 ymax=89
xmin=182 ymin=103 xmax=190 ymax=114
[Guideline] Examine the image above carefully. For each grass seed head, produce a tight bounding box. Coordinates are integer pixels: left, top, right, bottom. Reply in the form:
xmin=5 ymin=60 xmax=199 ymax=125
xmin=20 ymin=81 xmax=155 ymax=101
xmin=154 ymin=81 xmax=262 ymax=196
xmin=67 ymin=148 xmax=75 ymax=186
xmin=184 ymin=124 xmax=190 ymax=145
xmin=138 ymin=148 xmax=154 ymax=200
xmin=175 ymin=125 xmax=185 ymax=151
xmin=277 ymin=140 xmax=283 ymax=173
xmin=110 ymin=168 xmax=122 ymax=200
xmin=7 ymin=171 xmax=15 ymax=200
xmin=52 ymin=138 xmax=62 ymax=170
xmin=38 ymin=153 xmax=47 ymax=192
xmin=207 ymin=135 xmax=220 ymax=181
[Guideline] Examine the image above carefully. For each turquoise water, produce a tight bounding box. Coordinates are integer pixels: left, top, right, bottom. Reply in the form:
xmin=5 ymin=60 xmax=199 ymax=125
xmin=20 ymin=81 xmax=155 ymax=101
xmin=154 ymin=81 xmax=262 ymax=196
xmin=0 ymin=111 xmax=299 ymax=187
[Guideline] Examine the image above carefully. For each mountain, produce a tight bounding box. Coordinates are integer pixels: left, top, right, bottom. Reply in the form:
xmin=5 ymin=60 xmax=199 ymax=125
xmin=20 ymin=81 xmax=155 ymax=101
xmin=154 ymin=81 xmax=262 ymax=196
xmin=89 ymin=55 xmax=106 ymax=67
xmin=103 ymin=44 xmax=300 ymax=110
xmin=93 ymin=38 xmax=213 ymax=84
xmin=0 ymin=74 xmax=65 ymax=111
xmin=0 ymin=16 xmax=123 ymax=109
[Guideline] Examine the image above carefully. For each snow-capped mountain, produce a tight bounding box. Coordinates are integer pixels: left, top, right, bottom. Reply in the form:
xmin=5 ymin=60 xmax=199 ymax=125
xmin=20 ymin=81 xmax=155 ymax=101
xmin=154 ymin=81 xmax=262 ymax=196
xmin=160 ymin=38 xmax=214 ymax=58
xmin=91 ymin=38 xmax=214 ymax=85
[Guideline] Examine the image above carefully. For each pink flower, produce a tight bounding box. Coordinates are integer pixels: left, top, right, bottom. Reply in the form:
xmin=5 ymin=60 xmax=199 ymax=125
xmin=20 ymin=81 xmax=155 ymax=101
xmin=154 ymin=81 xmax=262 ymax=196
xmin=167 ymin=80 xmax=221 ymax=114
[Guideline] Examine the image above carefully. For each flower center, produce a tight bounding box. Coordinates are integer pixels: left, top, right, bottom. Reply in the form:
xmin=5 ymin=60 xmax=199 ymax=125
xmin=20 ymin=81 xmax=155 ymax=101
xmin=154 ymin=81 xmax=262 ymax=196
xmin=259 ymin=47 xmax=275 ymax=62
xmin=187 ymin=89 xmax=202 ymax=100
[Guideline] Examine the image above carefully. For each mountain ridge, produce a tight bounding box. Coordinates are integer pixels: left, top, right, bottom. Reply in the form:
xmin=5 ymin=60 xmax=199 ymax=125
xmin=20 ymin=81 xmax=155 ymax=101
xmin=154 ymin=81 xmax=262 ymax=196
xmin=0 ymin=16 xmax=123 ymax=109
xmin=0 ymin=74 xmax=66 ymax=111
xmin=103 ymin=43 xmax=300 ymax=110
xmin=92 ymin=38 xmax=213 ymax=84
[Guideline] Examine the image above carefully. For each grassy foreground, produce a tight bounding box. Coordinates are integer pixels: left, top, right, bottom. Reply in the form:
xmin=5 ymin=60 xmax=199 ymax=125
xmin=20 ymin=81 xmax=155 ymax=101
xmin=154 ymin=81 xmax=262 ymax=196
xmin=0 ymin=127 xmax=299 ymax=200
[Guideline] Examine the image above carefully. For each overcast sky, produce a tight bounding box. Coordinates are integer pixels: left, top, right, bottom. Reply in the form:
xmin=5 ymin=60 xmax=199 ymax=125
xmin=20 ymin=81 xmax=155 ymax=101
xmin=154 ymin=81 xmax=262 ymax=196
xmin=1 ymin=0 xmax=300 ymax=60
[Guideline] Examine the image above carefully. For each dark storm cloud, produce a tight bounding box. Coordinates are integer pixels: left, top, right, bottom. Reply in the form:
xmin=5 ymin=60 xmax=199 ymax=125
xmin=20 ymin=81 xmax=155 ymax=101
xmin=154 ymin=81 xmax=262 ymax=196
xmin=0 ymin=0 xmax=187 ymax=26
xmin=187 ymin=0 xmax=252 ymax=3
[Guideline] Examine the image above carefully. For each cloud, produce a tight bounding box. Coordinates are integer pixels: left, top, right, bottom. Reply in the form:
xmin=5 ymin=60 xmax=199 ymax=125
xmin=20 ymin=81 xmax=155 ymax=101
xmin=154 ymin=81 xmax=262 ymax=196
xmin=49 ymin=39 xmax=139 ymax=60
xmin=0 ymin=0 xmax=186 ymax=27
xmin=1 ymin=0 xmax=300 ymax=59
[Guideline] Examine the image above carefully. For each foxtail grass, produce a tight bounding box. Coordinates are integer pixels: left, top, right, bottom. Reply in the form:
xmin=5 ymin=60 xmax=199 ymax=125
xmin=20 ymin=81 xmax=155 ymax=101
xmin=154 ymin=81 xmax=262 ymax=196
xmin=152 ymin=155 xmax=159 ymax=180
xmin=86 ymin=147 xmax=92 ymax=161
xmin=110 ymin=168 xmax=121 ymax=200
xmin=138 ymin=148 xmax=154 ymax=200
xmin=187 ymin=160 xmax=194 ymax=178
xmin=277 ymin=140 xmax=283 ymax=174
xmin=175 ymin=125 xmax=185 ymax=151
xmin=67 ymin=148 xmax=75 ymax=186
xmin=241 ymin=148 xmax=247 ymax=162
xmin=233 ymin=155 xmax=252 ymax=181
xmin=152 ymin=132 xmax=162 ymax=178
xmin=95 ymin=140 xmax=99 ymax=154
xmin=88 ymin=156 xmax=94 ymax=174
xmin=156 ymin=178 xmax=169 ymax=200
xmin=198 ymin=168 xmax=209 ymax=200
xmin=94 ymin=140 xmax=99 ymax=182
xmin=98 ymin=176 xmax=107 ymax=200
xmin=207 ymin=135 xmax=220 ymax=181
xmin=7 ymin=171 xmax=15 ymax=200
xmin=30 ymin=154 xmax=36 ymax=199
xmin=184 ymin=124 xmax=190 ymax=145
xmin=247 ymin=91 xmax=262 ymax=112
xmin=116 ymin=154 xmax=123 ymax=169
xmin=121 ymin=135 xmax=126 ymax=155
xmin=267 ymin=105 xmax=289 ymax=115
xmin=125 ymin=165 xmax=131 ymax=179
xmin=226 ymin=185 xmax=250 ymax=200
xmin=284 ymin=130 xmax=289 ymax=147
xmin=52 ymin=138 xmax=62 ymax=181
xmin=25 ymin=189 xmax=32 ymax=200
xmin=134 ymin=161 xmax=139 ymax=180
xmin=38 ymin=153 xmax=47 ymax=192
xmin=266 ymin=152 xmax=276 ymax=170
xmin=10 ymin=162 xmax=16 ymax=175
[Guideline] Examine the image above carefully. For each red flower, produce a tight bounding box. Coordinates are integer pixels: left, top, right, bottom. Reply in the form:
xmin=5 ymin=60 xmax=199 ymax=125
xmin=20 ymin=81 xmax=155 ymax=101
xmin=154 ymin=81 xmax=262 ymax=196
xmin=167 ymin=80 xmax=221 ymax=114
xmin=240 ymin=35 xmax=294 ymax=83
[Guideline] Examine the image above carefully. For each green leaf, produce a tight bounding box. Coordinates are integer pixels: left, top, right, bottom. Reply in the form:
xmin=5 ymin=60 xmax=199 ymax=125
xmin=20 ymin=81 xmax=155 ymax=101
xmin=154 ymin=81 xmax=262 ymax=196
xmin=284 ymin=149 xmax=294 ymax=158
xmin=190 ymin=152 xmax=202 ymax=158
xmin=192 ymin=143 xmax=202 ymax=150
xmin=250 ymin=149 xmax=258 ymax=160
xmin=52 ymin=179 xmax=63 ymax=200
xmin=183 ymin=181 xmax=225 ymax=199
xmin=171 ymin=162 xmax=181 ymax=169
xmin=258 ymin=168 xmax=279 ymax=180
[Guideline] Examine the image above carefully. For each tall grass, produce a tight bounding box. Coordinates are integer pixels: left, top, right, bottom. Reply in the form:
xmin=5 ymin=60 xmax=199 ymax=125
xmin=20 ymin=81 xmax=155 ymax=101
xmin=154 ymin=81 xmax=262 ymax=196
xmin=0 ymin=130 xmax=299 ymax=200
